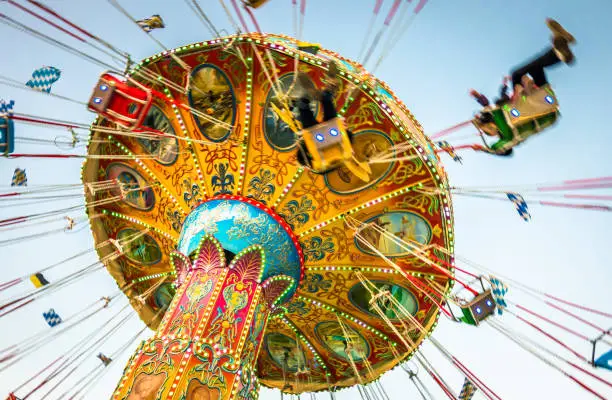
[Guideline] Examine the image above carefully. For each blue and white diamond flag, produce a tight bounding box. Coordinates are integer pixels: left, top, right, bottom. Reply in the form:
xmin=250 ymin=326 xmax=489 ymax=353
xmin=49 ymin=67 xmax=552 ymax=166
xmin=489 ymin=275 xmax=509 ymax=315
xmin=43 ymin=308 xmax=62 ymax=327
xmin=136 ymin=15 xmax=165 ymax=32
xmin=26 ymin=66 xmax=61 ymax=93
xmin=459 ymin=378 xmax=477 ymax=400
xmin=507 ymin=192 xmax=531 ymax=222
xmin=0 ymin=99 xmax=15 ymax=114
xmin=11 ymin=168 xmax=27 ymax=187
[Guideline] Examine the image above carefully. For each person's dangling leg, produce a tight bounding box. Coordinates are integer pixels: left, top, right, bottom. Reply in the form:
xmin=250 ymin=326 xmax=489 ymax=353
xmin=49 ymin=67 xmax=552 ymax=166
xmin=321 ymin=89 xmax=337 ymax=122
xmin=510 ymin=46 xmax=565 ymax=87
xmin=319 ymin=60 xmax=341 ymax=122
xmin=295 ymin=97 xmax=319 ymax=170
xmin=511 ymin=19 xmax=575 ymax=88
xmin=296 ymin=97 xmax=318 ymax=128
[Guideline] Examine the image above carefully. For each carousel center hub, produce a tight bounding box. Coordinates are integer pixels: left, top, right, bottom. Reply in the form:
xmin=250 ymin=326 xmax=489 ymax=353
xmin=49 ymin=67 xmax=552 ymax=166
xmin=177 ymin=195 xmax=304 ymax=299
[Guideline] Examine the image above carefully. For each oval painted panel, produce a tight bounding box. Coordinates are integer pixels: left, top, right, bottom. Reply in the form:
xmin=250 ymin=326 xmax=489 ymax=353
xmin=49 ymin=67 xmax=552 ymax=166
xmin=105 ymin=163 xmax=155 ymax=211
xmin=265 ymin=333 xmax=306 ymax=372
xmin=355 ymin=211 xmax=432 ymax=257
xmin=116 ymin=228 xmax=163 ymax=265
xmin=154 ymin=282 xmax=176 ymax=309
xmin=139 ymin=105 xmax=179 ymax=165
xmin=349 ymin=281 xmax=418 ymax=319
xmin=315 ymin=321 xmax=370 ymax=361
xmin=324 ymin=130 xmax=394 ymax=194
xmin=263 ymin=73 xmax=319 ymax=151
xmin=188 ymin=64 xmax=236 ymax=142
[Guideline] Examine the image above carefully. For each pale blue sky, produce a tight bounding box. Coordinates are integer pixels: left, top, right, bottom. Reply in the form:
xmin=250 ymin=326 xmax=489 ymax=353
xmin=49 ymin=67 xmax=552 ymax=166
xmin=0 ymin=1 xmax=611 ymax=399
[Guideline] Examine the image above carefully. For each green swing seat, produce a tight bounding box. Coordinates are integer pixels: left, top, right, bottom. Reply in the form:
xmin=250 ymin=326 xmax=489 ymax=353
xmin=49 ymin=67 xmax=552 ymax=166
xmin=487 ymin=85 xmax=560 ymax=153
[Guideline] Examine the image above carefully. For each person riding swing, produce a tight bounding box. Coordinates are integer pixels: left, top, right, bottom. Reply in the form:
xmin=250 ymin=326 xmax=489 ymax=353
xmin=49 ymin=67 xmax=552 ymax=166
xmin=469 ymin=18 xmax=576 ymax=156
xmin=273 ymin=61 xmax=372 ymax=181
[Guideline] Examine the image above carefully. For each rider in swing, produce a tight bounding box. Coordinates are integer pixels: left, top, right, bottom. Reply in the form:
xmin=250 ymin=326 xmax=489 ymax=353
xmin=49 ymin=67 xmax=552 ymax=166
xmin=294 ymin=61 xmax=343 ymax=167
xmin=287 ymin=61 xmax=371 ymax=181
xmin=470 ymin=18 xmax=576 ymax=156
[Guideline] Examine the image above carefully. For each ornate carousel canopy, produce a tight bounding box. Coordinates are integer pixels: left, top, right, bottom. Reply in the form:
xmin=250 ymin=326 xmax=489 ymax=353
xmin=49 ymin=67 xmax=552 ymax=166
xmin=82 ymin=32 xmax=454 ymax=392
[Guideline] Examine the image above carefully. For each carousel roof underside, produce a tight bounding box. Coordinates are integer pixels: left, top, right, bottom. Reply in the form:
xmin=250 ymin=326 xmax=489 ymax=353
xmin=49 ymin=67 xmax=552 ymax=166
xmin=82 ymin=33 xmax=455 ymax=392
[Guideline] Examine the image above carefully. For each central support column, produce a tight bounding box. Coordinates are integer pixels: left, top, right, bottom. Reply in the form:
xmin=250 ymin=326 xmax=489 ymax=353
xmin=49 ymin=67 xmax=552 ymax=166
xmin=113 ymin=196 xmax=303 ymax=400
xmin=113 ymin=234 xmax=295 ymax=400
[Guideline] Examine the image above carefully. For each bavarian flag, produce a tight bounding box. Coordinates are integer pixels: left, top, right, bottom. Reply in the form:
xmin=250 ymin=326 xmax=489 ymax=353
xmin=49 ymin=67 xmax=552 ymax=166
xmin=506 ymin=192 xmax=531 ymax=222
xmin=97 ymin=352 xmax=112 ymax=366
xmin=30 ymin=272 xmax=49 ymax=288
xmin=11 ymin=168 xmax=27 ymax=187
xmin=459 ymin=377 xmax=477 ymax=400
xmin=25 ymin=66 xmax=61 ymax=93
xmin=136 ymin=15 xmax=165 ymax=32
xmin=0 ymin=99 xmax=15 ymax=114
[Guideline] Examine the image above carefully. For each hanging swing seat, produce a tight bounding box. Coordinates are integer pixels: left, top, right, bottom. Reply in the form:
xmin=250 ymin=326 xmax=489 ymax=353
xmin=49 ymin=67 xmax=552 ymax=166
xmin=460 ymin=289 xmax=497 ymax=326
xmin=87 ymin=72 xmax=154 ymax=129
xmin=474 ymin=85 xmax=560 ymax=154
xmin=300 ymin=117 xmax=372 ymax=182
xmin=0 ymin=114 xmax=14 ymax=155
xmin=592 ymin=332 xmax=612 ymax=371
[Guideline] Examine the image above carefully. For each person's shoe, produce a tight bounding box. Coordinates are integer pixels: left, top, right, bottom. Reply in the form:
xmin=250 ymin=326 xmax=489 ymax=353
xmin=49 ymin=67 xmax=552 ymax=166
xmin=553 ymin=36 xmax=575 ymax=65
xmin=546 ymin=18 xmax=575 ymax=44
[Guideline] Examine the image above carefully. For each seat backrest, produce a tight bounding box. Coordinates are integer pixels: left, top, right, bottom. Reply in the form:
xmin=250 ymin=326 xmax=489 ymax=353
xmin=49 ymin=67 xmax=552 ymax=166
xmin=0 ymin=117 xmax=15 ymax=154
xmin=304 ymin=118 xmax=346 ymax=149
xmin=301 ymin=117 xmax=353 ymax=170
xmin=515 ymin=112 xmax=559 ymax=139
xmin=503 ymin=85 xmax=559 ymax=128
xmin=88 ymin=73 xmax=153 ymax=129
xmin=88 ymin=76 xmax=117 ymax=114
xmin=491 ymin=110 xmax=559 ymax=152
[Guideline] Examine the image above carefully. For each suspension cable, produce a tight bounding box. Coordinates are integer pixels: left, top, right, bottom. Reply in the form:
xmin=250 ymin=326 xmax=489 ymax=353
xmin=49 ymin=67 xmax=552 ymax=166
xmin=372 ymin=0 xmax=429 ymax=72
xmin=358 ymin=1 xmax=385 ymax=60
xmin=0 ymin=12 xmax=117 ymax=70
xmin=6 ymin=0 xmax=126 ymax=66
xmin=488 ymin=320 xmax=608 ymax=400
xmin=0 ymin=74 xmax=88 ymax=106
xmin=361 ymin=0 xmax=402 ymax=67
xmin=106 ymin=0 xmax=191 ymax=71
xmin=26 ymin=0 xmax=130 ymax=60
xmin=184 ymin=0 xmax=221 ymax=38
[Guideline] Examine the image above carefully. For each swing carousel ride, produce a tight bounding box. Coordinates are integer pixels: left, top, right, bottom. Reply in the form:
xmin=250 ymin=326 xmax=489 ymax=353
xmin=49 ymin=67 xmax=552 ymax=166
xmin=0 ymin=1 xmax=611 ymax=400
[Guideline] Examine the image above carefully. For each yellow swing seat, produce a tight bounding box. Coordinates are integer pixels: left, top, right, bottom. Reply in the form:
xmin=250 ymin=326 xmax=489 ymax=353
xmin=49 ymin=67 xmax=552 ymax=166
xmin=301 ymin=117 xmax=372 ymax=182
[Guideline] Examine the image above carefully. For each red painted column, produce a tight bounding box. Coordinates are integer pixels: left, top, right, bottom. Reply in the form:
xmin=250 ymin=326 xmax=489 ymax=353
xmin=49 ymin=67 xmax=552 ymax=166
xmin=113 ymin=235 xmax=293 ymax=400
